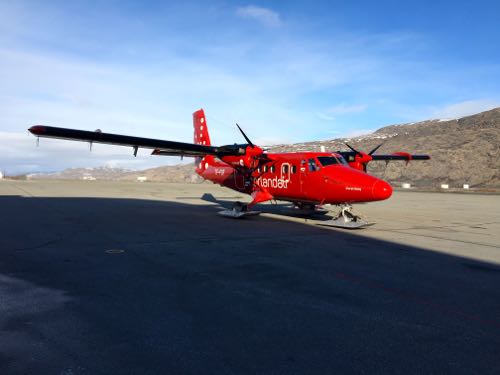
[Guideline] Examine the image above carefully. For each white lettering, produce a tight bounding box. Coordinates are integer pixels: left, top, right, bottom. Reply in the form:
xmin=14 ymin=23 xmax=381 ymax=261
xmin=255 ymin=177 xmax=289 ymax=190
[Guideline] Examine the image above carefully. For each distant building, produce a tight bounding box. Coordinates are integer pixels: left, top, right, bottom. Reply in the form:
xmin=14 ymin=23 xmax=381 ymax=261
xmin=137 ymin=176 xmax=147 ymax=182
xmin=0 ymin=171 xmax=3 ymax=180
xmin=83 ymin=176 xmax=96 ymax=181
xmin=401 ymin=183 xmax=411 ymax=189
xmin=441 ymin=184 xmax=449 ymax=189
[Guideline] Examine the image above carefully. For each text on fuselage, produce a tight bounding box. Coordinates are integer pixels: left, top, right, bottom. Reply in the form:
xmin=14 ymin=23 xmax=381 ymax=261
xmin=255 ymin=176 xmax=289 ymax=189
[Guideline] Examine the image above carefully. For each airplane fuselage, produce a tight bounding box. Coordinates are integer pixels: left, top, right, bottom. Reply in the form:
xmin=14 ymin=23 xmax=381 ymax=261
xmin=196 ymin=152 xmax=393 ymax=205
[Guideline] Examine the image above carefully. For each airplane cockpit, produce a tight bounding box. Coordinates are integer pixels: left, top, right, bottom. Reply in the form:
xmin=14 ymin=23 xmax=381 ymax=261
xmin=317 ymin=154 xmax=348 ymax=167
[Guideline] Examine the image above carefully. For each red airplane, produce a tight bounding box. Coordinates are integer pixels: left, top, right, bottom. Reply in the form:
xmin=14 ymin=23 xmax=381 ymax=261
xmin=28 ymin=109 xmax=429 ymax=228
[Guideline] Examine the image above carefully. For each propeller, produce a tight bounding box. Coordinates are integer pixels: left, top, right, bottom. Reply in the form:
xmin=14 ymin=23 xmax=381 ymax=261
xmin=368 ymin=143 xmax=383 ymax=155
xmin=345 ymin=143 xmax=363 ymax=156
xmin=345 ymin=142 xmax=383 ymax=156
xmin=236 ymin=123 xmax=255 ymax=148
xmin=234 ymin=123 xmax=272 ymax=190
xmin=344 ymin=142 xmax=384 ymax=172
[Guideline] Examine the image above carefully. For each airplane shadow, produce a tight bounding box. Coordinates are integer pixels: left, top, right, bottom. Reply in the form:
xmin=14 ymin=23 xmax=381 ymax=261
xmin=201 ymin=192 xmax=335 ymax=219
xmin=0 ymin=194 xmax=499 ymax=375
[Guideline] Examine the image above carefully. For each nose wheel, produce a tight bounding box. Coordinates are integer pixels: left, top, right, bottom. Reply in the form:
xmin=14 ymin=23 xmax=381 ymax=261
xmin=319 ymin=204 xmax=373 ymax=229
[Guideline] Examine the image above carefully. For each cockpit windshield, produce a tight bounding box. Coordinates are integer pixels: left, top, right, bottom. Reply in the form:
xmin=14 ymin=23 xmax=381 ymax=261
xmin=336 ymin=155 xmax=348 ymax=165
xmin=317 ymin=156 xmax=347 ymax=167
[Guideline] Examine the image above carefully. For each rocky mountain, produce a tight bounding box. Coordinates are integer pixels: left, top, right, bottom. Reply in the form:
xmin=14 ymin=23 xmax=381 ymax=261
xmin=28 ymin=166 xmax=131 ymax=181
xmin=267 ymin=107 xmax=500 ymax=189
xmin=30 ymin=107 xmax=500 ymax=189
xmin=29 ymin=164 xmax=203 ymax=183
xmin=118 ymin=164 xmax=202 ymax=183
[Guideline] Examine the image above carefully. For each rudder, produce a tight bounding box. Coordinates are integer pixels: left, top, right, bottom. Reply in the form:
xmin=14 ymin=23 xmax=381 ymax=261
xmin=193 ymin=109 xmax=211 ymax=146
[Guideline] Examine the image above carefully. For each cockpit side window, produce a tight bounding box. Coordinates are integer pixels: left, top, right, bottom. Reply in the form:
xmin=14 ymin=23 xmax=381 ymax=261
xmin=317 ymin=156 xmax=339 ymax=166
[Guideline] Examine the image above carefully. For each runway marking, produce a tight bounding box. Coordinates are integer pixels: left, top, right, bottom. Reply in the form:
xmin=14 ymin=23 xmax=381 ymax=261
xmin=9 ymin=183 xmax=35 ymax=197
xmin=374 ymin=228 xmax=500 ymax=249
xmin=370 ymin=221 xmax=499 ymax=233
xmin=336 ymin=272 xmax=500 ymax=330
xmin=370 ymin=221 xmax=500 ymax=249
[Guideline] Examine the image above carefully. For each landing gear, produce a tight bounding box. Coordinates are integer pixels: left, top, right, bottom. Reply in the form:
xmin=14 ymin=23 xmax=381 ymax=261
xmin=218 ymin=201 xmax=261 ymax=218
xmin=318 ymin=204 xmax=372 ymax=229
xmin=292 ymin=203 xmax=329 ymax=217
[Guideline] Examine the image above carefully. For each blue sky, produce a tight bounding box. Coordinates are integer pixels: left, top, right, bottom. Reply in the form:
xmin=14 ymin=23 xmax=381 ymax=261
xmin=1 ymin=0 xmax=499 ymax=174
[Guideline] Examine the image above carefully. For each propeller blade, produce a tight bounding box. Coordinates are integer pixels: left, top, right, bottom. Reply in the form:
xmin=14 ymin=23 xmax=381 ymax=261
xmin=368 ymin=143 xmax=384 ymax=155
xmin=345 ymin=143 xmax=362 ymax=156
xmin=236 ymin=123 xmax=255 ymax=148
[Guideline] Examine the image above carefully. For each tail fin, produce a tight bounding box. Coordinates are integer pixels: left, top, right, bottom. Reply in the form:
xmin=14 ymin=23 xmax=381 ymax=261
xmin=193 ymin=109 xmax=211 ymax=146
xmin=193 ymin=109 xmax=215 ymax=173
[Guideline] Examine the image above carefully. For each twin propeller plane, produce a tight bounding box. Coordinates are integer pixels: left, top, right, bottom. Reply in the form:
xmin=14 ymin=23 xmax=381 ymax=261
xmin=29 ymin=109 xmax=429 ymax=228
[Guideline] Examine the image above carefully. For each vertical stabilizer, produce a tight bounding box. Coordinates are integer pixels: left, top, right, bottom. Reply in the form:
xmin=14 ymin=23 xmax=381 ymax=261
xmin=193 ymin=109 xmax=211 ymax=146
xmin=193 ymin=109 xmax=215 ymax=173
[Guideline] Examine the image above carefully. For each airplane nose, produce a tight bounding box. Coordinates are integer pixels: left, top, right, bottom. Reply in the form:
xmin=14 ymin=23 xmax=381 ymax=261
xmin=372 ymin=180 xmax=393 ymax=200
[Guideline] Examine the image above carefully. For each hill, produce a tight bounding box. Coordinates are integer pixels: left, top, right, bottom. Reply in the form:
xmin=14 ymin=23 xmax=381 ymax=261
xmin=268 ymin=107 xmax=500 ymax=188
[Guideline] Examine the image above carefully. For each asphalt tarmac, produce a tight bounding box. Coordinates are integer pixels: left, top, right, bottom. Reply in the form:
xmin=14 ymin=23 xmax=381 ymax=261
xmin=1 ymin=180 xmax=499 ymax=374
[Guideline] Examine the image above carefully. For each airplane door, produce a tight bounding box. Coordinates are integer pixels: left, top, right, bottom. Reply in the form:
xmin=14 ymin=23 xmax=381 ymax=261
xmin=281 ymin=162 xmax=291 ymax=183
xmin=300 ymin=158 xmax=320 ymax=195
xmin=299 ymin=159 xmax=307 ymax=194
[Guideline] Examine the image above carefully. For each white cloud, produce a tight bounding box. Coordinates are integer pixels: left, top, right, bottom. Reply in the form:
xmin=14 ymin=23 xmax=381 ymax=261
xmin=0 ymin=43 xmax=321 ymax=173
xmin=325 ymin=104 xmax=368 ymax=115
xmin=430 ymin=99 xmax=500 ymax=119
xmin=2 ymin=2 xmax=498 ymax=175
xmin=317 ymin=104 xmax=367 ymax=121
xmin=253 ymin=136 xmax=294 ymax=146
xmin=317 ymin=113 xmax=336 ymax=121
xmin=0 ymin=131 xmax=181 ymax=175
xmin=236 ymin=5 xmax=282 ymax=27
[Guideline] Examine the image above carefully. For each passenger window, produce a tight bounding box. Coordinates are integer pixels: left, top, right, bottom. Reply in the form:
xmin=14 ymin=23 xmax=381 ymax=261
xmin=263 ymin=165 xmax=268 ymax=172
xmin=270 ymin=165 xmax=275 ymax=173
xmin=308 ymin=158 xmax=317 ymax=172
xmin=257 ymin=167 xmax=261 ymax=173
xmin=291 ymin=165 xmax=297 ymax=174
xmin=282 ymin=164 xmax=289 ymax=174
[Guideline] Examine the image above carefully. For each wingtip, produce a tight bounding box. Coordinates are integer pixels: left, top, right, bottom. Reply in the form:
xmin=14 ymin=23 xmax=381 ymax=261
xmin=28 ymin=125 xmax=46 ymax=135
